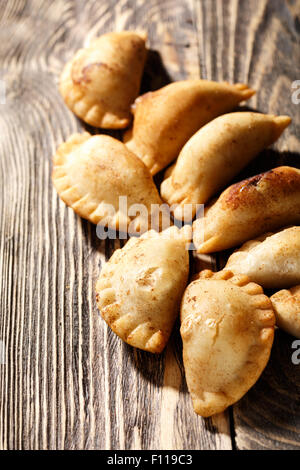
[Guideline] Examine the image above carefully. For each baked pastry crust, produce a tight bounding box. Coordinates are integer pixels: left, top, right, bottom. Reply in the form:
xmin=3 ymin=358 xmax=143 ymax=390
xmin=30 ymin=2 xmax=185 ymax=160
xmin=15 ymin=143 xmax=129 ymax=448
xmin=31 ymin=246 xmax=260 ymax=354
xmin=271 ymin=285 xmax=300 ymax=338
xmin=59 ymin=31 xmax=147 ymax=128
xmin=161 ymin=113 xmax=291 ymax=221
xmin=52 ymin=132 xmax=165 ymax=234
xmin=124 ymin=80 xmax=255 ymax=175
xmin=96 ymin=226 xmax=191 ymax=353
xmin=193 ymin=166 xmax=300 ymax=253
xmin=180 ymin=270 xmax=275 ymax=417
xmin=225 ymin=226 xmax=300 ymax=289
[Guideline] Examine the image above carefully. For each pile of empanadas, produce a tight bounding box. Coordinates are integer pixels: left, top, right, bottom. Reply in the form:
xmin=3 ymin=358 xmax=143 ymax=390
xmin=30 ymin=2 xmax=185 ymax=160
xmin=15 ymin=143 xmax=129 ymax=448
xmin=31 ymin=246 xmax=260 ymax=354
xmin=53 ymin=31 xmax=300 ymax=417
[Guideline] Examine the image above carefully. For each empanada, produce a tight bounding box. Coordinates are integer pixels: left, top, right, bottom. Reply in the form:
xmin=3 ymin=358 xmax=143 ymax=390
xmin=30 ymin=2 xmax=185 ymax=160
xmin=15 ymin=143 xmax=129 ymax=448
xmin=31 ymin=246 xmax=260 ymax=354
xmin=96 ymin=226 xmax=191 ymax=353
xmin=225 ymin=226 xmax=300 ymax=289
xmin=180 ymin=269 xmax=275 ymax=417
xmin=193 ymin=166 xmax=300 ymax=253
xmin=52 ymin=133 xmax=167 ymax=234
xmin=124 ymin=80 xmax=255 ymax=174
xmin=161 ymin=113 xmax=291 ymax=220
xmin=59 ymin=31 xmax=147 ymax=128
xmin=271 ymin=285 xmax=300 ymax=338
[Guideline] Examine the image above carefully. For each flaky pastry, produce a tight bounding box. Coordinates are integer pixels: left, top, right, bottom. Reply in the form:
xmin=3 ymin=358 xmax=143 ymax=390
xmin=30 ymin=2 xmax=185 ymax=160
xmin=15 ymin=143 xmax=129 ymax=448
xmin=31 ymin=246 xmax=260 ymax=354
xmin=271 ymin=285 xmax=300 ymax=338
xmin=96 ymin=226 xmax=191 ymax=353
xmin=124 ymin=80 xmax=255 ymax=174
xmin=161 ymin=113 xmax=291 ymax=220
xmin=180 ymin=270 xmax=275 ymax=417
xmin=193 ymin=166 xmax=300 ymax=253
xmin=52 ymin=133 xmax=166 ymax=234
xmin=225 ymin=226 xmax=300 ymax=289
xmin=60 ymin=31 xmax=147 ymax=128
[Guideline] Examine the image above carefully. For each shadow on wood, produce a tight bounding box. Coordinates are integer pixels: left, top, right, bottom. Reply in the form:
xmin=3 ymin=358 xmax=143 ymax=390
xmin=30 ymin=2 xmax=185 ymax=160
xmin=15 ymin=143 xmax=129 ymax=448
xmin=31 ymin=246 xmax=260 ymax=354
xmin=140 ymin=49 xmax=172 ymax=94
xmin=234 ymin=329 xmax=300 ymax=449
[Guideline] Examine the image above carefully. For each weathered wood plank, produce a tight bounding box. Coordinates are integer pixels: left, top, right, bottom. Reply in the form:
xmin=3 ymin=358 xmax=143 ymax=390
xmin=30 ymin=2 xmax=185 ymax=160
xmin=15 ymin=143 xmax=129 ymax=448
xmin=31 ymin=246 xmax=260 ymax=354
xmin=196 ymin=0 xmax=300 ymax=450
xmin=0 ymin=0 xmax=231 ymax=450
xmin=0 ymin=0 xmax=299 ymax=451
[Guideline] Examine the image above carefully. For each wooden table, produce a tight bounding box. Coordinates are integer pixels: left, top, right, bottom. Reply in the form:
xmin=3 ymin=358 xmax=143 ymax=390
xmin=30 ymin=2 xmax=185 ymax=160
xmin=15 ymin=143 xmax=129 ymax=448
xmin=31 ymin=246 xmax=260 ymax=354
xmin=0 ymin=0 xmax=299 ymax=450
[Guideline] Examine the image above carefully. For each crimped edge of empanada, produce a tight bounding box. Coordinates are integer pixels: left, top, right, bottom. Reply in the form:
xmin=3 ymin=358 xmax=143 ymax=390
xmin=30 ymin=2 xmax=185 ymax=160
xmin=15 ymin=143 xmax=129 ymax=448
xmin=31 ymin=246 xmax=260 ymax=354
xmin=124 ymin=82 xmax=257 ymax=175
xmin=59 ymin=30 xmax=148 ymax=129
xmin=96 ymin=226 xmax=191 ymax=353
xmin=181 ymin=269 xmax=275 ymax=417
xmin=271 ymin=285 xmax=300 ymax=338
xmin=59 ymin=59 xmax=131 ymax=129
xmin=123 ymin=128 xmax=162 ymax=175
xmin=52 ymin=132 xmax=98 ymax=218
xmin=52 ymin=132 xmax=157 ymax=233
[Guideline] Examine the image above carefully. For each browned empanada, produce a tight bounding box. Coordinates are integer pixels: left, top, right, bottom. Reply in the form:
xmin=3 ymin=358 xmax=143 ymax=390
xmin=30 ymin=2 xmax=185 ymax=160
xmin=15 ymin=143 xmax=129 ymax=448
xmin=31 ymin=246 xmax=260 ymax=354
xmin=52 ymin=133 xmax=166 ymax=234
xmin=60 ymin=31 xmax=147 ymax=128
xmin=193 ymin=166 xmax=300 ymax=253
xmin=181 ymin=270 xmax=275 ymax=417
xmin=124 ymin=80 xmax=255 ymax=174
xmin=161 ymin=112 xmax=291 ymax=220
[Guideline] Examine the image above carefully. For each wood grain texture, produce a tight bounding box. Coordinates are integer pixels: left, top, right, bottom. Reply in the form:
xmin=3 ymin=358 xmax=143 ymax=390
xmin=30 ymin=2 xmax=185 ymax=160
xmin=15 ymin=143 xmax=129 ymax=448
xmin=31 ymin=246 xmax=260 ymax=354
xmin=0 ymin=0 xmax=299 ymax=450
xmin=203 ymin=0 xmax=300 ymax=450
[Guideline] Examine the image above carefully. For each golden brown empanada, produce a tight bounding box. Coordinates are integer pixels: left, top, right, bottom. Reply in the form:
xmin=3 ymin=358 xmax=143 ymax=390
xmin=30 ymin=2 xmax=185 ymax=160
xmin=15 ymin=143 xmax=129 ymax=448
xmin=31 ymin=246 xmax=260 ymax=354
xmin=193 ymin=166 xmax=300 ymax=253
xmin=124 ymin=80 xmax=255 ymax=174
xmin=180 ymin=269 xmax=275 ymax=417
xmin=225 ymin=226 xmax=300 ymax=289
xmin=271 ymin=285 xmax=300 ymax=338
xmin=96 ymin=226 xmax=191 ymax=353
xmin=60 ymin=31 xmax=147 ymax=128
xmin=161 ymin=113 xmax=291 ymax=220
xmin=52 ymin=132 xmax=167 ymax=234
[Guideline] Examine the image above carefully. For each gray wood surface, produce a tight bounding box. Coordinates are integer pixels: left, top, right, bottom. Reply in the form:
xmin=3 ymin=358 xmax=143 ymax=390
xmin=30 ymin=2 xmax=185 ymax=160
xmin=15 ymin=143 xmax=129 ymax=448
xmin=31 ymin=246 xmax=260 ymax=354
xmin=0 ymin=0 xmax=299 ymax=450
